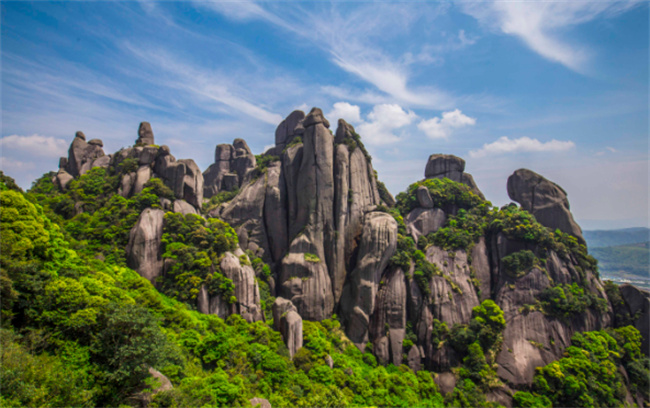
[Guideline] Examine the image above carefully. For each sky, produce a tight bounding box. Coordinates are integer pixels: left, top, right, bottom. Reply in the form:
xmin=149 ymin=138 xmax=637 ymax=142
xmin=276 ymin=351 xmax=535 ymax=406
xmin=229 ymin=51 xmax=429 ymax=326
xmin=1 ymin=0 xmax=648 ymax=230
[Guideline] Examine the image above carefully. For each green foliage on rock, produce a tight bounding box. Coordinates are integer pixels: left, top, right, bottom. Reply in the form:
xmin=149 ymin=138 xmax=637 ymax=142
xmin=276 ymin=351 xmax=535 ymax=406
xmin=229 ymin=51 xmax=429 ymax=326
xmin=396 ymin=177 xmax=486 ymax=217
xmin=514 ymin=327 xmax=650 ymax=407
xmin=501 ymin=250 xmax=540 ymax=278
xmin=160 ymin=213 xmax=239 ymax=303
xmin=538 ymin=283 xmax=608 ymax=319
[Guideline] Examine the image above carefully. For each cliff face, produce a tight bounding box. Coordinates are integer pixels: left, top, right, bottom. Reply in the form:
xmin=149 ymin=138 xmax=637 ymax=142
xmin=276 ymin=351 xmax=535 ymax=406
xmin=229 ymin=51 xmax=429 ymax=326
xmin=53 ymin=108 xmax=636 ymax=395
xmin=203 ymin=108 xmax=615 ymax=388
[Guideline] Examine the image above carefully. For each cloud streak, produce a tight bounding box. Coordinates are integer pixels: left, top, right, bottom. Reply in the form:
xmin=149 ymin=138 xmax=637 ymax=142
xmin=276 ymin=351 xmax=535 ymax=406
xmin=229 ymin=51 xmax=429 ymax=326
xmin=469 ymin=136 xmax=575 ymax=158
xmin=461 ymin=1 xmax=640 ymax=73
xmin=418 ymin=109 xmax=476 ymax=139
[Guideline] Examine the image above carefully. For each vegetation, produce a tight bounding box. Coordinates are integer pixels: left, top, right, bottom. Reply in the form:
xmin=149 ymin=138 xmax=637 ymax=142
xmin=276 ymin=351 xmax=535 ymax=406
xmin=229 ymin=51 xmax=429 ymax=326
xmin=513 ymin=327 xmax=650 ymax=407
xmin=538 ymin=283 xmax=608 ymax=319
xmin=501 ymin=250 xmax=540 ymax=278
xmin=395 ymin=178 xmax=486 ymax=217
xmin=159 ymin=213 xmax=239 ymax=303
xmin=203 ymin=188 xmax=239 ymax=214
xmin=591 ymin=243 xmax=649 ymax=278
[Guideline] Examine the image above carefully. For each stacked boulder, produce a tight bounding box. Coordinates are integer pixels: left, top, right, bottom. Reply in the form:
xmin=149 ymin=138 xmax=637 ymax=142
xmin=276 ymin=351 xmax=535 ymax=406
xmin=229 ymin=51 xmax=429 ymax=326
xmin=203 ymin=139 xmax=256 ymax=198
xmin=54 ymin=131 xmax=107 ymax=189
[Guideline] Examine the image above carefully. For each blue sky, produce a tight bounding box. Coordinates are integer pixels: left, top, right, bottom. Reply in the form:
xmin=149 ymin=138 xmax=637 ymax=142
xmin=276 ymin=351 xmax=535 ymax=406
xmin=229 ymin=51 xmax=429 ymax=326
xmin=1 ymin=1 xmax=648 ymax=230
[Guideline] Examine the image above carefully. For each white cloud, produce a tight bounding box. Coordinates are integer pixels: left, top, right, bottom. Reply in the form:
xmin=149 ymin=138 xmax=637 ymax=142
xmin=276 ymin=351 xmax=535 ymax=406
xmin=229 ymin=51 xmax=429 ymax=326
xmin=461 ymin=1 xmax=639 ymax=72
xmin=469 ymin=136 xmax=575 ymax=158
xmin=357 ymin=104 xmax=417 ymax=145
xmin=328 ymin=102 xmax=362 ymax=124
xmin=418 ymin=109 xmax=476 ymax=139
xmin=0 ymin=134 xmax=68 ymax=157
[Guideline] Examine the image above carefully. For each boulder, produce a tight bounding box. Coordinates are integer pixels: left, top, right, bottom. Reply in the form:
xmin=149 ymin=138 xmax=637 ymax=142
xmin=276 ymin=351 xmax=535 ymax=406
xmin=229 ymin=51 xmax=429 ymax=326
xmin=221 ymin=250 xmax=264 ymax=322
xmin=416 ymin=186 xmax=433 ymax=208
xmin=197 ymin=285 xmax=230 ymax=319
xmin=250 ymin=398 xmax=272 ymax=408
xmin=303 ymin=107 xmax=329 ymax=129
xmin=136 ymin=122 xmax=155 ymax=146
xmin=173 ymin=199 xmax=199 ymax=215
xmin=275 ymin=110 xmax=305 ymax=150
xmin=159 ymin=158 xmax=204 ymax=208
xmin=272 ymin=297 xmax=303 ymax=358
xmin=619 ymin=284 xmax=650 ymax=354
xmin=55 ymin=169 xmax=74 ymax=190
xmin=434 ymin=372 xmax=457 ymax=396
xmin=203 ymin=139 xmax=256 ymax=198
xmin=369 ymin=267 xmax=407 ymax=366
xmin=507 ymin=169 xmax=585 ymax=244
xmin=405 ymin=208 xmax=446 ymax=243
xmin=126 ymin=208 xmax=165 ymax=282
xmin=64 ymin=131 xmax=105 ymax=177
xmin=407 ymin=345 xmax=422 ymax=372
xmin=424 ymin=154 xmax=484 ymax=198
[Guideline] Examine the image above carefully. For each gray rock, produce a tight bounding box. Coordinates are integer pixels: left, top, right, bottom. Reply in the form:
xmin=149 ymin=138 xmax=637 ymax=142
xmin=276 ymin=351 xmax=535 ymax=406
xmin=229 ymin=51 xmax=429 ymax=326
xmin=137 ymin=122 xmax=155 ymax=146
xmin=126 ymin=208 xmax=165 ymax=282
xmin=405 ymin=208 xmax=446 ymax=244
xmin=88 ymin=138 xmax=103 ymax=147
xmin=197 ymin=285 xmax=230 ymax=319
xmin=173 ymin=199 xmax=199 ymax=215
xmin=264 ymin=162 xmax=288 ymax=263
xmin=619 ymin=284 xmax=650 ymax=354
xmin=275 ymin=110 xmax=306 ymax=149
xmin=159 ymin=158 xmax=203 ymax=208
xmin=434 ymin=372 xmax=457 ymax=396
xmin=91 ymin=155 xmax=110 ymax=170
xmin=203 ymin=140 xmax=256 ymax=198
xmin=133 ymin=165 xmax=152 ymax=195
xmin=75 ymin=131 xmax=86 ymax=141
xmin=250 ymin=397 xmax=272 ymax=408
xmin=325 ymin=354 xmax=334 ymax=369
xmin=341 ymin=212 xmax=397 ymax=346
xmin=407 ymin=345 xmax=422 ymax=372
xmin=507 ymin=169 xmax=585 ymax=244
xmin=369 ymin=267 xmax=407 ymax=366
xmin=64 ymin=131 xmax=105 ymax=177
xmin=416 ymin=186 xmax=434 ymax=208
xmin=221 ymin=250 xmax=264 ymax=322
xmin=118 ymin=172 xmax=136 ymax=198
xmin=303 ymin=107 xmax=330 ymax=129
xmin=424 ymin=154 xmax=484 ymax=199
xmin=55 ymin=169 xmax=74 ymax=190
xmin=272 ymin=297 xmax=303 ymax=358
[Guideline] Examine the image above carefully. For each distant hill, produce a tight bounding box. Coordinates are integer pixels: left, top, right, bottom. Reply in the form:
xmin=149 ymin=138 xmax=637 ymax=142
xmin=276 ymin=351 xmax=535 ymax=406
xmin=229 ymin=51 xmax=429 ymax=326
xmin=591 ymin=242 xmax=650 ymax=278
xmin=584 ymin=227 xmax=649 ymax=249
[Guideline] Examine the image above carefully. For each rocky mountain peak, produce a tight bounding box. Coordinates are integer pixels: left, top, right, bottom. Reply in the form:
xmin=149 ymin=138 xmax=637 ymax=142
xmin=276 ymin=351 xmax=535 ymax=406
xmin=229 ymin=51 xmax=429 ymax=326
xmin=507 ymin=168 xmax=584 ymax=244
xmin=425 ymin=153 xmax=484 ymax=199
xmin=136 ymin=121 xmax=155 ymax=146
xmin=303 ymin=107 xmax=330 ymax=128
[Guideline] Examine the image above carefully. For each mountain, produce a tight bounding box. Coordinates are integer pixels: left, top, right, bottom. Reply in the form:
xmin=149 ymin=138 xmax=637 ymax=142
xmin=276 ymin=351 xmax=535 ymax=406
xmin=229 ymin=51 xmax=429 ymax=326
xmin=2 ymin=108 xmax=649 ymax=408
xmin=584 ymin=227 xmax=650 ymax=248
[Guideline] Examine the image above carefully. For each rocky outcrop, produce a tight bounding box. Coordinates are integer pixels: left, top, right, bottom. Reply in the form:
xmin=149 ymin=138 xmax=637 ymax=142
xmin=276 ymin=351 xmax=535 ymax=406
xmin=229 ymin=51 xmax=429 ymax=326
xmin=405 ymin=208 xmax=446 ymax=244
xmin=340 ymin=212 xmax=397 ymax=346
xmin=369 ymin=267 xmax=407 ymax=365
xmin=126 ymin=208 xmax=165 ymax=283
xmin=203 ymin=139 xmax=256 ymax=198
xmin=250 ymin=398 xmax=272 ymax=408
xmin=272 ymin=297 xmax=303 ymax=358
xmin=221 ymin=250 xmax=264 ymax=322
xmin=424 ymin=154 xmax=484 ymax=199
xmin=274 ymin=110 xmax=305 ymax=153
xmin=619 ymin=284 xmax=650 ymax=354
xmin=136 ymin=122 xmax=155 ymax=146
xmin=61 ymin=131 xmax=106 ymax=177
xmin=507 ymin=169 xmax=584 ymax=244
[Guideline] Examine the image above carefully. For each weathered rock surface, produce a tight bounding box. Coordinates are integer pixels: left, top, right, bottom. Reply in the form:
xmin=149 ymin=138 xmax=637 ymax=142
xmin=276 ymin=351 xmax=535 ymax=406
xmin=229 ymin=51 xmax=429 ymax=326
xmin=203 ymin=139 xmax=256 ymax=198
xmin=405 ymin=208 xmax=446 ymax=243
xmin=619 ymin=284 xmax=650 ymax=354
xmin=126 ymin=208 xmax=165 ymax=282
xmin=222 ymin=250 xmax=264 ymax=323
xmin=507 ymin=168 xmax=584 ymax=244
xmin=274 ymin=110 xmax=305 ymax=152
xmin=424 ymin=154 xmax=484 ymax=199
xmin=173 ymin=199 xmax=199 ymax=215
xmin=341 ymin=212 xmax=397 ymax=346
xmin=63 ymin=131 xmax=106 ymax=177
xmin=250 ymin=398 xmax=272 ymax=408
xmin=136 ymin=122 xmax=155 ymax=146
xmin=369 ymin=267 xmax=407 ymax=365
xmin=272 ymin=297 xmax=303 ymax=358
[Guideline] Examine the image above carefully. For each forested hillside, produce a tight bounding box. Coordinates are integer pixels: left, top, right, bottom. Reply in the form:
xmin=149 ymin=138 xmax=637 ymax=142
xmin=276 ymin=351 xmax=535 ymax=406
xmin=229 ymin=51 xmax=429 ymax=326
xmin=1 ymin=109 xmax=649 ymax=408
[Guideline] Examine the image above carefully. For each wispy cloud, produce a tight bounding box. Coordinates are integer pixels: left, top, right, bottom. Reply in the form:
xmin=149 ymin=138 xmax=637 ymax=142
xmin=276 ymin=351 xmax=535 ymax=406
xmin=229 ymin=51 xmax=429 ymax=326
xmin=357 ymin=104 xmax=417 ymax=145
xmin=461 ymin=1 xmax=640 ymax=73
xmin=417 ymin=109 xmax=476 ymax=139
xmin=327 ymin=102 xmax=362 ymax=124
xmin=469 ymin=136 xmax=575 ymax=158
xmin=0 ymin=134 xmax=68 ymax=158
